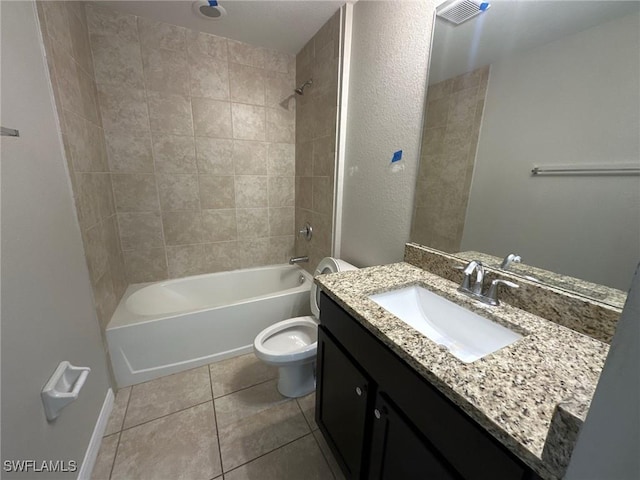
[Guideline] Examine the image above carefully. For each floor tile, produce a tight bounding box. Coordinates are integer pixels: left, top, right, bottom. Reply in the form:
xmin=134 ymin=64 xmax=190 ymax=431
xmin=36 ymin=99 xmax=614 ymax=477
xmin=111 ymin=402 xmax=221 ymax=480
xmin=104 ymin=387 xmax=130 ymax=436
xmin=209 ymin=353 xmax=277 ymax=398
xmin=224 ymin=434 xmax=333 ymax=480
xmin=216 ymin=380 xmax=310 ymax=471
xmin=313 ymin=429 xmax=345 ymax=480
xmin=123 ymin=366 xmax=211 ymax=428
xmin=214 ymin=378 xmax=288 ymax=426
xmin=296 ymin=391 xmax=318 ymax=431
xmin=91 ymin=433 xmax=119 ymax=480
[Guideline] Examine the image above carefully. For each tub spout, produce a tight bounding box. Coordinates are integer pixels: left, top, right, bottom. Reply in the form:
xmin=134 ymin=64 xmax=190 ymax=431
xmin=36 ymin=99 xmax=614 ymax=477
xmin=289 ymin=256 xmax=309 ymax=265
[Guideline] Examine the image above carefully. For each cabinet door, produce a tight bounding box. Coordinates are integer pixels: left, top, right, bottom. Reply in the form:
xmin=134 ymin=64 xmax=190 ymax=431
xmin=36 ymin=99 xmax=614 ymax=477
xmin=316 ymin=326 xmax=371 ymax=479
xmin=368 ymin=392 xmax=461 ymax=480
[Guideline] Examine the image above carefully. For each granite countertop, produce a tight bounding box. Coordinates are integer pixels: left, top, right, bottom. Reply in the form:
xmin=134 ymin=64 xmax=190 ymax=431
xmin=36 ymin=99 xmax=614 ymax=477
xmin=457 ymin=250 xmax=627 ymax=309
xmin=316 ymin=262 xmax=609 ymax=480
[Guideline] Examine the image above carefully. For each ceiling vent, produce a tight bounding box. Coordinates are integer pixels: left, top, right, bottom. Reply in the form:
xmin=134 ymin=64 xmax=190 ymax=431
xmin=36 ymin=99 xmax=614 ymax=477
xmin=437 ymin=0 xmax=490 ymax=25
xmin=193 ymin=0 xmax=227 ymax=20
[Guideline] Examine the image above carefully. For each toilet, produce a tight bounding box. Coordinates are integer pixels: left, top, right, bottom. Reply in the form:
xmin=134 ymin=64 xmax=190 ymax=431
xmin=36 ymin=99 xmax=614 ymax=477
xmin=254 ymin=257 xmax=357 ymax=398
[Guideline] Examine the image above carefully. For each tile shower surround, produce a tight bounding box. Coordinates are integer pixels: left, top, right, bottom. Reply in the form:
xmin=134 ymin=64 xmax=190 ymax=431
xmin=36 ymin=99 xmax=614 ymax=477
xmin=411 ymin=66 xmax=490 ymax=253
xmin=38 ymin=1 xmax=340 ymax=339
xmin=36 ymin=1 xmax=127 ymax=331
xmin=294 ymin=11 xmax=341 ymax=274
xmin=84 ymin=3 xmax=300 ymax=284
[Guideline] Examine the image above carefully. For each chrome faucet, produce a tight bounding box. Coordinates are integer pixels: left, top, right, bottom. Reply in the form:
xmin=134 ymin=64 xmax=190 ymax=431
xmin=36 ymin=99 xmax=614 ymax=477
xmin=459 ymin=260 xmax=485 ymax=295
xmin=457 ymin=260 xmax=518 ymax=306
xmin=289 ymin=256 xmax=309 ymax=265
xmin=500 ymin=253 xmax=522 ymax=270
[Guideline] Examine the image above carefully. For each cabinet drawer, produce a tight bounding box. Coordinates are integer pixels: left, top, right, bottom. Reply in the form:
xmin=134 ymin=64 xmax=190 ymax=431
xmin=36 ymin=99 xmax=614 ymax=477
xmin=320 ymin=293 xmax=530 ymax=480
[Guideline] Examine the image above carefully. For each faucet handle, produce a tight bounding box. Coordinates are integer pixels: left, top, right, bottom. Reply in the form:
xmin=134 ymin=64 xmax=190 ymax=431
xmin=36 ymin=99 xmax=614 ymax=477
xmin=457 ymin=260 xmax=484 ymax=293
xmin=500 ymin=253 xmax=522 ymax=269
xmin=457 ymin=261 xmax=475 ymax=291
xmin=471 ymin=262 xmax=485 ymax=294
xmin=486 ymin=279 xmax=519 ymax=306
xmin=298 ymin=223 xmax=313 ymax=241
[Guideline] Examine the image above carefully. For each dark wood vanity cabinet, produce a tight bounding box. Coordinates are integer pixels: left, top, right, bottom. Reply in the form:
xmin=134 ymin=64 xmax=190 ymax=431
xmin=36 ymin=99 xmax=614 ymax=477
xmin=368 ymin=391 xmax=461 ymax=480
xmin=316 ymin=326 xmax=371 ymax=478
xmin=315 ymin=292 xmax=538 ymax=480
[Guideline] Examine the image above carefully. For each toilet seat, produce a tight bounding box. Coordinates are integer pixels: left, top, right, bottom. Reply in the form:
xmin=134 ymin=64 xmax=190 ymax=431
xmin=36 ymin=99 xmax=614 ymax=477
xmin=253 ymin=316 xmax=317 ymax=365
xmin=310 ymin=257 xmax=358 ymax=317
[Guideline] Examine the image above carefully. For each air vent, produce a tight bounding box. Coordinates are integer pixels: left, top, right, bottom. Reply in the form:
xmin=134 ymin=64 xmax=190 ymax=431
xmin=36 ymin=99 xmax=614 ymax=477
xmin=437 ymin=0 xmax=490 ymax=25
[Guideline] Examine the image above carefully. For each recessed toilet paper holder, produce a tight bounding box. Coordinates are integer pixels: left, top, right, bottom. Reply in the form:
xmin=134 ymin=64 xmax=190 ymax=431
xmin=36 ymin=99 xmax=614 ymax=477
xmin=41 ymin=361 xmax=90 ymax=421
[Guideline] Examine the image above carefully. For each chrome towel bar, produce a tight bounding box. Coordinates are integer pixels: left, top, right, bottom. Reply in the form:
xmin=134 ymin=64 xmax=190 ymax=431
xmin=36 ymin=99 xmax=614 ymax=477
xmin=531 ymin=165 xmax=640 ymax=176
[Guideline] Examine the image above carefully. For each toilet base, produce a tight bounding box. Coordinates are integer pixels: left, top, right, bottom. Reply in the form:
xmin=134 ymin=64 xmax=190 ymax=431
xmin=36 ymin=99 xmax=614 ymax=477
xmin=276 ymin=362 xmax=316 ymax=398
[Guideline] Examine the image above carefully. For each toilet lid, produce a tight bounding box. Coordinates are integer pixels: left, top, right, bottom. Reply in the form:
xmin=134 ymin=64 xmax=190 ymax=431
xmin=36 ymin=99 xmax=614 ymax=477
xmin=310 ymin=257 xmax=357 ymax=317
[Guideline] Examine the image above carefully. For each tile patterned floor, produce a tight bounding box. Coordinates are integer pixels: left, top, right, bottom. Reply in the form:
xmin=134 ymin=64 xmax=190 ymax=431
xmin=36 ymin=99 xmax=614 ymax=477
xmin=92 ymin=354 xmax=344 ymax=480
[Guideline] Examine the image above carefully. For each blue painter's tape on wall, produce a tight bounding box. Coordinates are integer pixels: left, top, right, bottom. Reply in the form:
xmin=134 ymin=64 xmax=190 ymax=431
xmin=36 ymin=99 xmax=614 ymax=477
xmin=391 ymin=150 xmax=403 ymax=163
xmin=209 ymin=0 xmax=219 ymax=6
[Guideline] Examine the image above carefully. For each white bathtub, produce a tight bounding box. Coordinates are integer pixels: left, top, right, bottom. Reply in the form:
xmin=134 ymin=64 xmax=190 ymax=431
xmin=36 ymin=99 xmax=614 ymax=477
xmin=107 ymin=264 xmax=313 ymax=387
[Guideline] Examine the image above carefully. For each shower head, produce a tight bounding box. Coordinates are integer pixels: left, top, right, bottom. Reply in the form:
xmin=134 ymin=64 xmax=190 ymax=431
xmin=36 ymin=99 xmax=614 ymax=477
xmin=295 ymin=79 xmax=313 ymax=95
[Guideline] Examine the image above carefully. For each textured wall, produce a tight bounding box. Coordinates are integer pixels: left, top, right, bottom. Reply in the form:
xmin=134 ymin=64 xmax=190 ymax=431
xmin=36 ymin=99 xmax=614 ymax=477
xmin=411 ymin=66 xmax=489 ymax=253
xmin=2 ymin=1 xmax=111 ymax=471
xmin=294 ymin=10 xmax=341 ymax=273
xmin=86 ymin=4 xmax=297 ymax=283
xmin=37 ymin=1 xmax=127 ymax=331
xmin=340 ymin=0 xmax=437 ymax=267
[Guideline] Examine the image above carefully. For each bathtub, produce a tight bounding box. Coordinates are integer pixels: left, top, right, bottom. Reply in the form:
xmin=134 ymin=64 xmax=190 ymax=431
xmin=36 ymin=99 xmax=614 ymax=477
xmin=106 ymin=264 xmax=313 ymax=387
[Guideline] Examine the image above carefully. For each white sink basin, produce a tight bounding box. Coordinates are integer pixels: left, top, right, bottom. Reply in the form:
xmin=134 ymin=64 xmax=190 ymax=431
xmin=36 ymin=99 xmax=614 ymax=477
xmin=369 ymin=286 xmax=522 ymax=363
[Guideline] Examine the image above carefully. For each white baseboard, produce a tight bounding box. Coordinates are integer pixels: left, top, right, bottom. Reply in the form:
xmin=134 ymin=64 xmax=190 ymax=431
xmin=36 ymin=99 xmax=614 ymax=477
xmin=77 ymin=389 xmax=114 ymax=480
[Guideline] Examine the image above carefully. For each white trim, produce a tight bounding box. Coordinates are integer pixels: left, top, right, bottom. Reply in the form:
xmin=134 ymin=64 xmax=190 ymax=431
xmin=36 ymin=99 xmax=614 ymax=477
xmin=77 ymin=389 xmax=114 ymax=480
xmin=332 ymin=2 xmax=354 ymax=258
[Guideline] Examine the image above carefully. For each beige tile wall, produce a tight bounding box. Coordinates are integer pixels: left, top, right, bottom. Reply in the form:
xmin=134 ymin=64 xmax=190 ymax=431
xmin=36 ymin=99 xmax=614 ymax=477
xmin=37 ymin=1 xmax=127 ymax=332
xmin=86 ymin=4 xmax=297 ymax=283
xmin=294 ymin=11 xmax=341 ymax=274
xmin=411 ymin=66 xmax=490 ymax=253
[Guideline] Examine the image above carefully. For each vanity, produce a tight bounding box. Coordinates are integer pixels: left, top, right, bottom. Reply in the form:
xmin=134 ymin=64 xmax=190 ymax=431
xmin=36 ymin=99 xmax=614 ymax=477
xmin=313 ymin=257 xmax=612 ymax=480
xmin=314 ymin=2 xmax=634 ymax=476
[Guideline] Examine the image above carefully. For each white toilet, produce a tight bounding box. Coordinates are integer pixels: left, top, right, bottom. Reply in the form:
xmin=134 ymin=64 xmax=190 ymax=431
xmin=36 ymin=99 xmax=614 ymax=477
xmin=254 ymin=257 xmax=357 ymax=397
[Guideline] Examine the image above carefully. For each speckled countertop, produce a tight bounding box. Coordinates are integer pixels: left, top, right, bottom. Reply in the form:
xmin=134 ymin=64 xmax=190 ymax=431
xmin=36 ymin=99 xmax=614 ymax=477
xmin=316 ymin=262 xmax=609 ymax=480
xmin=457 ymin=250 xmax=627 ymax=309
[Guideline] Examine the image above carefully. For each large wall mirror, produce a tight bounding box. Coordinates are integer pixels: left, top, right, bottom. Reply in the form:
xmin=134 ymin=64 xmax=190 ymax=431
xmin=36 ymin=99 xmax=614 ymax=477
xmin=411 ymin=0 xmax=640 ymax=307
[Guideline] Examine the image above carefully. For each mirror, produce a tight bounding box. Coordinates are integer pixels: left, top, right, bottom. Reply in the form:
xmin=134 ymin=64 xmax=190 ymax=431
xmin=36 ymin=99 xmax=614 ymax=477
xmin=411 ymin=0 xmax=640 ymax=308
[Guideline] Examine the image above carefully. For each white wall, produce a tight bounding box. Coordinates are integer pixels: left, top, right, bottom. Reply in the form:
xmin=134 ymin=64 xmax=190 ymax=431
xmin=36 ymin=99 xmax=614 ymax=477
xmin=1 ymin=2 xmax=111 ymax=476
xmin=340 ymin=0 xmax=438 ymax=267
xmin=460 ymin=12 xmax=640 ymax=290
xmin=565 ymin=263 xmax=640 ymax=479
